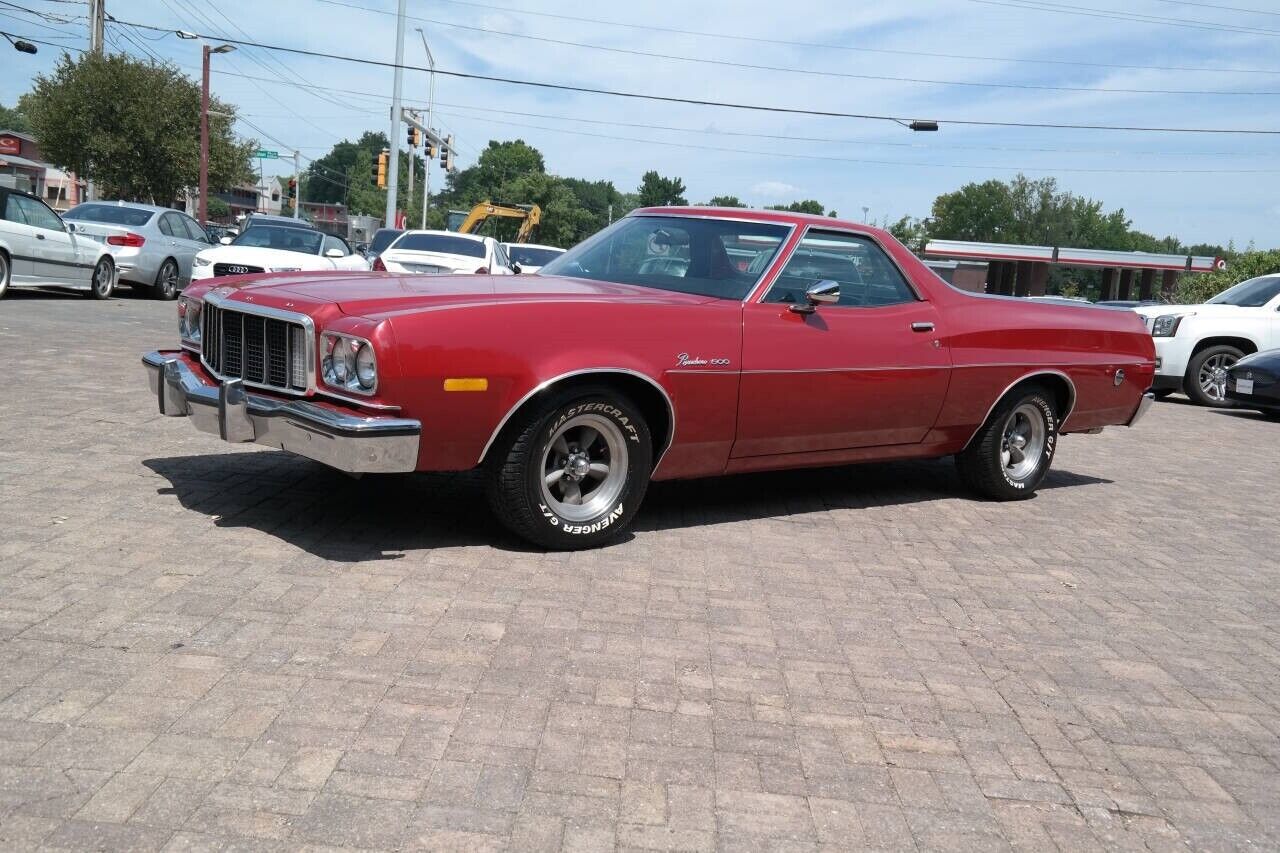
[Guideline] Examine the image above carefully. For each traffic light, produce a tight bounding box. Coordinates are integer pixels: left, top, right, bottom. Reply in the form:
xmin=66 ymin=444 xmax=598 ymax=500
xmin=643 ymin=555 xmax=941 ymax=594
xmin=425 ymin=142 xmax=437 ymax=160
xmin=372 ymin=149 xmax=389 ymax=189
xmin=439 ymin=139 xmax=451 ymax=172
xmin=407 ymin=126 xmax=420 ymax=148
xmin=287 ymin=178 xmax=297 ymax=199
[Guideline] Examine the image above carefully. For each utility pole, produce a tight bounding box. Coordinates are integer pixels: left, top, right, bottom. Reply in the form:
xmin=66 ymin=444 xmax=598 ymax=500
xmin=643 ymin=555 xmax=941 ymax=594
xmin=88 ymin=0 xmax=104 ymax=55
xmin=417 ymin=28 xmax=437 ymax=231
xmin=293 ymin=150 xmax=301 ymax=219
xmin=198 ymin=42 xmax=234 ymax=224
xmin=384 ymin=0 xmax=407 ymax=229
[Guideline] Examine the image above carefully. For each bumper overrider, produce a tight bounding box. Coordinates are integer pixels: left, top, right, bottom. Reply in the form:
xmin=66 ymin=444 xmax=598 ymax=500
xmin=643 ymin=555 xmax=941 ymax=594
xmin=142 ymin=352 xmax=421 ymax=474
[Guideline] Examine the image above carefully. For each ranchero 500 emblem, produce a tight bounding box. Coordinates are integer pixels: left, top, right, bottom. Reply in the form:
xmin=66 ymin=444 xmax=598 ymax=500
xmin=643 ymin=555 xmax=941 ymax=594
xmin=676 ymin=352 xmax=730 ymax=367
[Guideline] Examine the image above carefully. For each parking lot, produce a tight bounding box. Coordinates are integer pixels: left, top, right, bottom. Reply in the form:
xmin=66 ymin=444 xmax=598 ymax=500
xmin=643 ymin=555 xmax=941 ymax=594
xmin=0 ymin=291 xmax=1277 ymax=852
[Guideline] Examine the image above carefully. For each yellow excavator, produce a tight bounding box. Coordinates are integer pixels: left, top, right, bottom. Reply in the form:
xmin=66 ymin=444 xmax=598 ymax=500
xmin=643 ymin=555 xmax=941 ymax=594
xmin=447 ymin=202 xmax=542 ymax=243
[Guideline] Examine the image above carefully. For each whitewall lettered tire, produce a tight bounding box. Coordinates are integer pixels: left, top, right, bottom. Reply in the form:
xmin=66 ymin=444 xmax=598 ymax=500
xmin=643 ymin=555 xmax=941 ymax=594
xmin=956 ymin=385 xmax=1058 ymax=501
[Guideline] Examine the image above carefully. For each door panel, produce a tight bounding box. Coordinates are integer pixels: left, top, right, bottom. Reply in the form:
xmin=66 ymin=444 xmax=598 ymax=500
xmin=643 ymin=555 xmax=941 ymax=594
xmin=733 ymin=228 xmax=951 ymax=457
xmin=0 ymin=195 xmax=36 ymax=282
xmin=14 ymin=196 xmax=78 ymax=284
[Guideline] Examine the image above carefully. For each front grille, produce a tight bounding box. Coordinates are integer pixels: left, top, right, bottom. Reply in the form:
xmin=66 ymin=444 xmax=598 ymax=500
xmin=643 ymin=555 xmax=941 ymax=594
xmin=202 ymin=303 xmax=308 ymax=391
xmin=213 ymin=263 xmax=265 ymax=277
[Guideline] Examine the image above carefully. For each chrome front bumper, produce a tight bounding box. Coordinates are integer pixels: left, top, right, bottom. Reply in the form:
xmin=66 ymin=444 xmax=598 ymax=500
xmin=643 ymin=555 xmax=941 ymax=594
xmin=1126 ymin=391 xmax=1156 ymax=427
xmin=142 ymin=351 xmax=421 ymax=473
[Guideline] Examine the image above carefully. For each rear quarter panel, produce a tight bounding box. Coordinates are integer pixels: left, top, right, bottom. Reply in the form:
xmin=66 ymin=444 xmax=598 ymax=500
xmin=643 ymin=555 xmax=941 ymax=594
xmin=928 ymin=295 xmax=1155 ymax=442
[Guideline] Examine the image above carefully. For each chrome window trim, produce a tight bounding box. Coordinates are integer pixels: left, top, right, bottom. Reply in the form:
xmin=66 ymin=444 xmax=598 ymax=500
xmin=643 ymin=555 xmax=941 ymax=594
xmin=200 ymin=290 xmax=317 ymax=395
xmin=962 ymin=369 xmax=1078 ymax=449
xmin=753 ymin=224 xmax=924 ymax=306
xmin=477 ymin=367 xmax=677 ymax=474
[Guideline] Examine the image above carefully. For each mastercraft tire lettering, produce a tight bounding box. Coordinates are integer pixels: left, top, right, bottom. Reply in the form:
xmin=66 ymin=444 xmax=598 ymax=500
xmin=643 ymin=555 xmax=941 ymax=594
xmin=486 ymin=385 xmax=652 ymax=550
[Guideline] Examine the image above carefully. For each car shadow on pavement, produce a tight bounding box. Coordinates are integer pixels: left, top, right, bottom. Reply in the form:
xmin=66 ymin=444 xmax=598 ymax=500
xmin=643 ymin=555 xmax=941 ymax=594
xmin=143 ymin=452 xmax=1112 ymax=560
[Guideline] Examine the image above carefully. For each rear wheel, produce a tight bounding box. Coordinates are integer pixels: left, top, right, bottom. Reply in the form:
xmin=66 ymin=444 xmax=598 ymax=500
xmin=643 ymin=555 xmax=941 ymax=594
xmin=1184 ymin=345 xmax=1243 ymax=407
xmin=88 ymin=257 xmax=114 ymax=299
xmin=486 ymin=386 xmax=652 ymax=550
xmin=153 ymin=258 xmax=180 ymax=300
xmin=956 ymin=385 xmax=1058 ymax=501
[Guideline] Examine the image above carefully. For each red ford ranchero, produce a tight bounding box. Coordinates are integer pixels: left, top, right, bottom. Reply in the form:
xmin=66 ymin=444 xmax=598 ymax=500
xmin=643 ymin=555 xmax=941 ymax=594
xmin=143 ymin=207 xmax=1156 ymax=549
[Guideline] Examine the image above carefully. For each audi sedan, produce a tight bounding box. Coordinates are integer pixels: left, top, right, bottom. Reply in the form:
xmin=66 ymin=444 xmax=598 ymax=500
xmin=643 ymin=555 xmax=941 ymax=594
xmin=191 ymin=222 xmax=370 ymax=281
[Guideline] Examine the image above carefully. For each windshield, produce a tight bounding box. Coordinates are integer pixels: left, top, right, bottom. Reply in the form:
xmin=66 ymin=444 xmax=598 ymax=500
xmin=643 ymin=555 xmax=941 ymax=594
xmin=368 ymin=229 xmax=402 ymax=254
xmin=64 ymin=203 xmax=154 ymax=227
xmin=1206 ymin=275 xmax=1280 ymax=307
xmin=232 ymin=225 xmax=323 ymax=256
xmin=507 ymin=246 xmax=563 ymax=267
xmin=390 ymin=233 xmax=486 ymax=258
xmin=540 ymin=215 xmax=790 ymax=299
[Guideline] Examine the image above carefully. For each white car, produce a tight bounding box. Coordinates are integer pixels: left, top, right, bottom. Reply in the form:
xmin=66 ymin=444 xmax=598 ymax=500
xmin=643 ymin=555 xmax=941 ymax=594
xmin=191 ymin=222 xmax=369 ymax=281
xmin=1135 ymin=273 xmax=1280 ymax=406
xmin=374 ymin=230 xmax=514 ymax=275
xmin=503 ymin=242 xmax=565 ymax=274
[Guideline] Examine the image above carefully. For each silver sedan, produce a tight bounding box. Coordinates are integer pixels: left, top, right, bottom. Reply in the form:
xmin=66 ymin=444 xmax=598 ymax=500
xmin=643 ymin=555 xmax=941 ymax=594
xmin=63 ymin=201 xmax=216 ymax=299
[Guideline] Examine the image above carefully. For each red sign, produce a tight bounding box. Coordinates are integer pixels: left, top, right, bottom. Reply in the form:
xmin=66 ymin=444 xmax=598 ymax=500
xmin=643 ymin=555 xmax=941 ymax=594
xmin=395 ymin=210 xmax=406 ymax=229
xmin=0 ymin=135 xmax=20 ymax=156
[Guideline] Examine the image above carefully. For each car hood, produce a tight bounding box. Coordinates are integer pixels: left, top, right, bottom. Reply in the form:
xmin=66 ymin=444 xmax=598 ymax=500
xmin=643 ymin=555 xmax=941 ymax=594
xmin=203 ymin=272 xmax=719 ymax=318
xmin=1133 ymin=303 xmax=1256 ymax=318
xmin=196 ymin=245 xmax=329 ymax=269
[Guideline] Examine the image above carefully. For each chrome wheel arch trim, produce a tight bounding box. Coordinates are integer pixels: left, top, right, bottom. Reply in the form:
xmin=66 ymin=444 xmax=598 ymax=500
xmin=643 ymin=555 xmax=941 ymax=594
xmin=963 ymin=368 xmax=1078 ymax=450
xmin=477 ymin=367 xmax=677 ymax=472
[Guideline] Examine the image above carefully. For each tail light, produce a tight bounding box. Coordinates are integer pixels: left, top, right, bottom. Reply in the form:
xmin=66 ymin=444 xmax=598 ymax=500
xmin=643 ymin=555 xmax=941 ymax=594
xmin=474 ymin=266 xmax=489 ymax=274
xmin=372 ymin=256 xmax=386 ymax=271
xmin=106 ymin=232 xmax=145 ymax=247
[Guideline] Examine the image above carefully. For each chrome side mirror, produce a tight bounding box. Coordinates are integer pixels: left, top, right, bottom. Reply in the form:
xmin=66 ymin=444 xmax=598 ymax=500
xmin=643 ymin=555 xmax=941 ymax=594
xmin=790 ymin=279 xmax=840 ymax=314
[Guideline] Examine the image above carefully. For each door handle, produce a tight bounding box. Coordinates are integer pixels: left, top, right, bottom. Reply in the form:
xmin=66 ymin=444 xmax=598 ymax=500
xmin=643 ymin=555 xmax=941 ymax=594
xmin=911 ymin=322 xmax=934 ymax=332
xmin=36 ymin=233 xmax=45 ymax=240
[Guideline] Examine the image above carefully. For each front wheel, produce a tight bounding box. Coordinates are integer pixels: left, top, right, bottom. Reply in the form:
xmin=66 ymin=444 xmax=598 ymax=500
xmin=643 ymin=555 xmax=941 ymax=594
xmin=1184 ymin=345 xmax=1243 ymax=407
xmin=153 ymin=258 xmax=180 ymax=300
xmin=88 ymin=257 xmax=114 ymax=299
xmin=486 ymin=387 xmax=652 ymax=550
xmin=956 ymin=385 xmax=1058 ymax=501
xmin=0 ymin=252 xmax=9 ymax=299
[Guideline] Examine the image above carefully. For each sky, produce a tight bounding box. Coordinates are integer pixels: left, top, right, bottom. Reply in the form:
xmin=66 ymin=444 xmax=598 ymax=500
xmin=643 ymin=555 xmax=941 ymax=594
xmin=2 ymin=0 xmax=1278 ymax=249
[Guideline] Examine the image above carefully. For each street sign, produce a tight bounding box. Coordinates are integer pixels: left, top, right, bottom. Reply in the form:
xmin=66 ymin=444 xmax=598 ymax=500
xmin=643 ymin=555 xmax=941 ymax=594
xmin=254 ymin=149 xmax=279 ymax=160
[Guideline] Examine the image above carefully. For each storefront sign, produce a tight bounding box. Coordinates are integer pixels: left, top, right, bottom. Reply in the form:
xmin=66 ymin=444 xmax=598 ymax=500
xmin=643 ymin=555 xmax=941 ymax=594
xmin=0 ymin=136 xmax=21 ymax=156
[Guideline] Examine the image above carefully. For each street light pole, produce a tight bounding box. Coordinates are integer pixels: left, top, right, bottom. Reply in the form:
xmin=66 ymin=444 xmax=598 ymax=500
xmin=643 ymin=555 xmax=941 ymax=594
xmin=417 ymin=28 xmax=435 ymax=231
xmin=293 ymin=150 xmax=301 ymax=219
xmin=198 ymin=42 xmax=234 ymax=225
xmin=384 ymin=0 xmax=407 ymax=229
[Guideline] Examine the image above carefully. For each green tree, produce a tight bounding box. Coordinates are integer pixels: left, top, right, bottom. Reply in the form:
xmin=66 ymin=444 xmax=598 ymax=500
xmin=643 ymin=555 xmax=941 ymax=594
xmin=706 ymin=195 xmax=746 ymax=207
xmin=206 ymin=197 xmax=230 ymax=219
xmin=441 ymin=139 xmax=546 ymax=207
xmin=1176 ymin=250 xmax=1280 ymax=304
xmin=766 ymin=200 xmax=826 ymax=216
xmin=885 ymin=215 xmax=927 ymax=252
xmin=20 ymin=52 xmax=254 ymax=203
xmin=0 ymin=102 xmax=31 ymax=133
xmin=637 ymin=171 xmax=687 ymax=207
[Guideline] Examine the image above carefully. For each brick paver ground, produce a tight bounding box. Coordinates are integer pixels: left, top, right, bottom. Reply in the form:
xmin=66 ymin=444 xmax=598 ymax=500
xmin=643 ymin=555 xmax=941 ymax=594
xmin=1 ymin=290 xmax=1278 ymax=852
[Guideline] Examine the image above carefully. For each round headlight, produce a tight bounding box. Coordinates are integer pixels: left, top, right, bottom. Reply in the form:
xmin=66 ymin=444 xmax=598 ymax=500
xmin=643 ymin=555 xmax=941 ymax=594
xmin=327 ymin=339 xmax=352 ymax=383
xmin=355 ymin=343 xmax=376 ymax=389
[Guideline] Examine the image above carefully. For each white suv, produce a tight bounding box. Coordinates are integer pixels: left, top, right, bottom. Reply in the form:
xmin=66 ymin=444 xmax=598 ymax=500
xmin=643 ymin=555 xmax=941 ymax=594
xmin=1135 ymin=274 xmax=1280 ymax=406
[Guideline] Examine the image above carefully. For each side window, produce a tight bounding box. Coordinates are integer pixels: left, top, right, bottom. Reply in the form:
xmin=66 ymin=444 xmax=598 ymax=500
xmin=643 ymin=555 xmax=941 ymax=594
xmin=322 ymin=234 xmax=348 ymax=256
xmin=180 ymin=215 xmax=209 ymax=242
xmin=158 ymin=213 xmax=181 ymax=238
xmin=3 ymin=194 xmax=27 ymax=224
xmin=14 ymin=196 xmax=64 ymax=232
xmin=764 ymin=230 xmax=916 ymax=308
xmin=494 ymin=242 xmax=509 ymax=269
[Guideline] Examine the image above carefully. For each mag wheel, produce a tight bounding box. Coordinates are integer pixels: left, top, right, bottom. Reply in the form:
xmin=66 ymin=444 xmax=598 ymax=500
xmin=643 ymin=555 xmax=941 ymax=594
xmin=88 ymin=257 xmax=114 ymax=299
xmin=153 ymin=258 xmax=180 ymax=300
xmin=1185 ymin=345 xmax=1242 ymax=407
xmin=486 ymin=387 xmax=652 ymax=550
xmin=956 ymin=385 xmax=1058 ymax=501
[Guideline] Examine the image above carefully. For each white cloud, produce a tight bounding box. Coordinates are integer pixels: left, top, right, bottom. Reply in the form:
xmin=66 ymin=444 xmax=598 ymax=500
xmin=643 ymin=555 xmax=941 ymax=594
xmin=751 ymin=181 xmax=801 ymax=199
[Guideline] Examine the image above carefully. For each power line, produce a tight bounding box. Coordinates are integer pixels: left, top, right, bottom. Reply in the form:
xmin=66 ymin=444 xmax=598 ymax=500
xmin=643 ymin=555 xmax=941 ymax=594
xmin=968 ymin=0 xmax=1280 ymax=36
xmin=1152 ymin=0 xmax=1280 ymax=16
xmin=106 ymin=20 xmax=1280 ymax=135
xmin=361 ymin=11 xmax=1280 ymax=97
xmin=318 ymin=0 xmax=1280 ymax=77
xmin=433 ymin=109 xmax=1280 ymax=175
